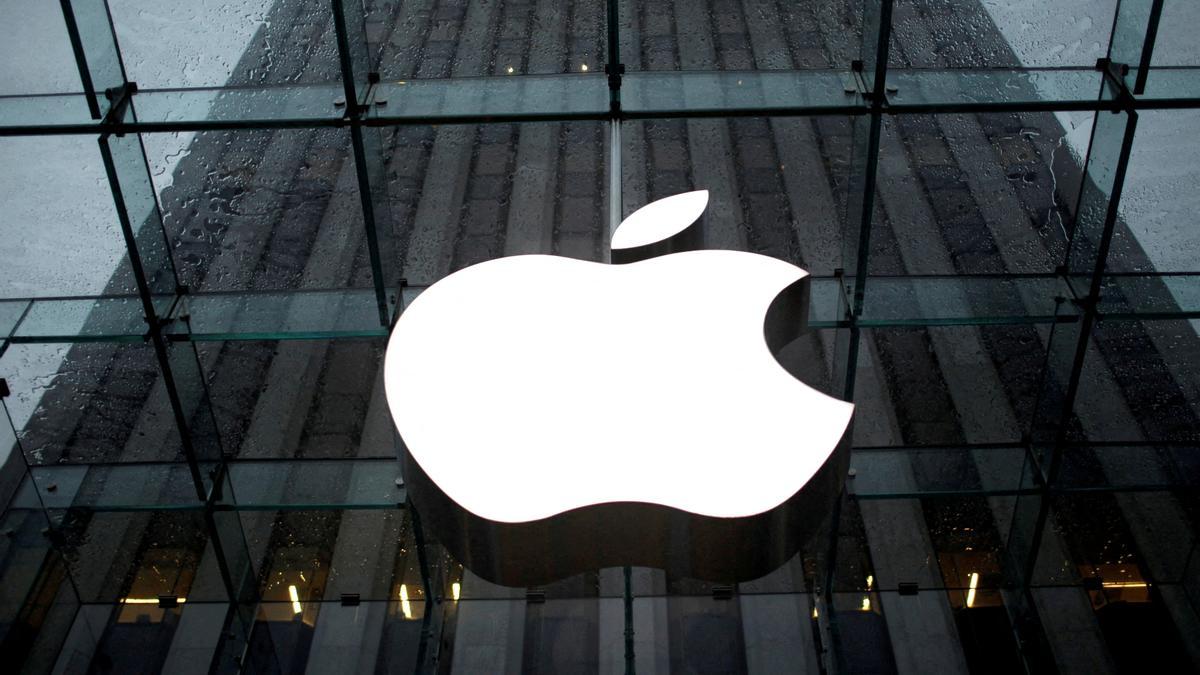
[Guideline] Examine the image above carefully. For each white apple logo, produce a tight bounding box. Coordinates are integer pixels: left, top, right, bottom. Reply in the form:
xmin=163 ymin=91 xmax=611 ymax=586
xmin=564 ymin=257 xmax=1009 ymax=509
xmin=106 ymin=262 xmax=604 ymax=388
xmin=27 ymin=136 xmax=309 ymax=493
xmin=385 ymin=190 xmax=853 ymax=585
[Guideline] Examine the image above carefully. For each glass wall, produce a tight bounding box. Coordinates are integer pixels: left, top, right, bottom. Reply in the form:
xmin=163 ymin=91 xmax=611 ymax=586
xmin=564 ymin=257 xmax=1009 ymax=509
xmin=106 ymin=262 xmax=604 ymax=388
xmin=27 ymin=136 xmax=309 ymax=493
xmin=1 ymin=0 xmax=1198 ymax=672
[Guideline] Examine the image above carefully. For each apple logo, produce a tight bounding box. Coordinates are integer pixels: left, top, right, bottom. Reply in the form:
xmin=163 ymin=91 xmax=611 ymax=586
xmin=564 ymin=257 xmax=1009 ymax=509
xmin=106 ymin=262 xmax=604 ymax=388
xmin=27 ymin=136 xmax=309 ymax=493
xmin=385 ymin=190 xmax=854 ymax=586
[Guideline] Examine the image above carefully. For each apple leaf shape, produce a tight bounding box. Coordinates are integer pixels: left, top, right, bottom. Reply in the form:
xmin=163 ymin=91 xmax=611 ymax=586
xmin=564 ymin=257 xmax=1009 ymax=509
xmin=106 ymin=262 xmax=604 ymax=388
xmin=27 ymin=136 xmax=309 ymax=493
xmin=385 ymin=189 xmax=854 ymax=586
xmin=610 ymin=190 xmax=708 ymax=264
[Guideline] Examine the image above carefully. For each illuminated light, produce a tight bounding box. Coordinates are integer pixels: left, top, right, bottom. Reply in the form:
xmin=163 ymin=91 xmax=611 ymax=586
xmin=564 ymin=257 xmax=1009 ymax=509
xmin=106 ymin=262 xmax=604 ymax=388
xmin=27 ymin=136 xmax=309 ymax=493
xmin=506 ymin=66 xmax=514 ymax=74
xmin=581 ymin=63 xmax=589 ymax=72
xmin=812 ymin=606 xmax=819 ymax=619
xmin=861 ymin=597 xmax=870 ymax=611
xmin=288 ymin=585 xmax=302 ymax=615
xmin=389 ymin=248 xmax=851 ymax=519
xmin=966 ymin=572 xmax=979 ymax=608
xmin=452 ymin=582 xmax=461 ymax=601
xmin=400 ymin=584 xmax=412 ymax=619
xmin=121 ymin=597 xmax=186 ymax=605
xmin=1102 ymin=581 xmax=1148 ymax=589
xmin=866 ymin=575 xmax=873 ymax=589
xmin=386 ymin=190 xmax=854 ymax=584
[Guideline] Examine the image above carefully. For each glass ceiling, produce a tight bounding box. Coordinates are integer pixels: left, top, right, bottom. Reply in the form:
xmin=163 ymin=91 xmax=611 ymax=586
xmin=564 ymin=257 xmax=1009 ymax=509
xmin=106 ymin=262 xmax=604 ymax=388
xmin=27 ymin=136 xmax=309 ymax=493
xmin=1 ymin=1 xmax=1198 ymax=673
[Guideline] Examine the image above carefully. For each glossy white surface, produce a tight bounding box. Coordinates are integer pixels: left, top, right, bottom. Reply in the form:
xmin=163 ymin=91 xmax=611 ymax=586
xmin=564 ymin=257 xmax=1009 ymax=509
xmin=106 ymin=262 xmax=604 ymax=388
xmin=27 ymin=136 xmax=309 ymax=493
xmin=611 ymin=189 xmax=709 ymax=251
xmin=385 ymin=249 xmax=853 ymax=523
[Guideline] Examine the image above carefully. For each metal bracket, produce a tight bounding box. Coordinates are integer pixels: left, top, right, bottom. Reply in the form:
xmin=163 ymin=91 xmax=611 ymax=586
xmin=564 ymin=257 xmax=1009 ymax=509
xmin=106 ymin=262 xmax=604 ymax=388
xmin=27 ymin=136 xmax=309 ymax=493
xmin=102 ymin=82 xmax=138 ymax=130
xmin=360 ymin=77 xmax=381 ymax=115
xmin=606 ymin=62 xmax=626 ymax=116
xmin=1096 ymin=58 xmax=1136 ymax=113
xmin=141 ymin=314 xmax=176 ymax=343
xmin=845 ymin=60 xmax=868 ymax=97
xmin=606 ymin=62 xmax=626 ymax=90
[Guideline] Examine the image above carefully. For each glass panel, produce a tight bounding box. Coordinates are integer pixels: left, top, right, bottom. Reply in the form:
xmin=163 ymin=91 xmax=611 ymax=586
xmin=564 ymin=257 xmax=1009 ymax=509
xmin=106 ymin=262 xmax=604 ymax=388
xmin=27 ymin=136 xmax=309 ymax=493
xmin=0 ymin=136 xmax=128 ymax=300
xmin=871 ymin=111 xmax=1087 ymax=277
xmin=196 ymin=338 xmax=389 ymax=460
xmin=829 ymin=591 xmax=897 ymax=673
xmin=0 ymin=2 xmax=83 ymax=96
xmin=1150 ymin=3 xmax=1200 ymax=66
xmin=622 ymin=116 xmax=852 ymax=274
xmin=885 ymin=69 xmax=1104 ymax=110
xmin=334 ymin=0 xmax=374 ymax=101
xmin=854 ymin=325 xmax=1051 ymax=447
xmin=238 ymin=509 xmax=415 ymax=607
xmin=618 ymin=0 xmax=860 ymax=72
xmin=0 ymin=94 xmax=98 ymax=130
xmin=13 ymin=296 xmax=149 ymax=342
xmin=1026 ymin=305 xmax=1087 ymax=470
xmin=1108 ymin=109 xmax=1200 ymax=274
xmin=0 ymin=505 xmax=81 ymax=674
xmin=1137 ymin=67 xmax=1200 ymax=103
xmin=367 ymin=75 xmax=607 ymax=121
xmin=54 ymin=509 xmax=226 ymax=603
xmin=1035 ymin=493 xmax=1197 ymax=671
xmin=101 ymin=131 xmax=180 ymax=303
xmin=353 ymin=122 xmax=393 ymax=326
xmin=243 ymin=598 xmax=428 ymax=673
xmin=850 ymin=446 xmax=1029 ymax=497
xmin=859 ymin=275 xmax=1073 ymax=326
xmin=890 ymin=0 xmax=1116 ymax=69
xmin=168 ymin=288 xmax=391 ymax=340
xmin=1066 ymin=97 xmax=1132 ymax=276
xmin=0 ymin=300 xmax=30 ymax=339
xmin=207 ymin=505 xmax=259 ymax=664
xmin=387 ymin=120 xmax=607 ymax=287
xmin=373 ymin=0 xmax=605 ymax=81
xmin=1108 ymin=0 xmax=1159 ymax=90
xmin=148 ymin=127 xmax=375 ymax=295
xmin=164 ymin=339 xmax=224 ymax=493
xmin=622 ymin=71 xmax=854 ymax=115
xmin=65 ymin=0 xmax=126 ymax=100
xmin=0 ymin=343 xmax=192 ymax=477
xmin=130 ymin=84 xmax=347 ymax=126
xmin=835 ymin=492 xmax=1022 ymax=615
xmin=18 ymin=463 xmax=202 ymax=511
xmin=1096 ymin=274 xmax=1200 ymax=318
xmin=859 ymin=0 xmax=891 ymax=93
xmin=1073 ymin=318 xmax=1200 ymax=445
xmin=1057 ymin=445 xmax=1200 ymax=490
xmin=108 ymin=0 xmax=339 ymax=90
xmin=843 ymin=112 xmax=877 ymax=300
xmin=227 ymin=459 xmax=402 ymax=509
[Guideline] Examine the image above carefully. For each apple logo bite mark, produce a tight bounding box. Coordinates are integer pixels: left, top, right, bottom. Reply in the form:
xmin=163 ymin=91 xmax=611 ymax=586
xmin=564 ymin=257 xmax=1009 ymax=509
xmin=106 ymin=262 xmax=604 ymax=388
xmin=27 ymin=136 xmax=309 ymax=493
xmin=385 ymin=190 xmax=854 ymax=586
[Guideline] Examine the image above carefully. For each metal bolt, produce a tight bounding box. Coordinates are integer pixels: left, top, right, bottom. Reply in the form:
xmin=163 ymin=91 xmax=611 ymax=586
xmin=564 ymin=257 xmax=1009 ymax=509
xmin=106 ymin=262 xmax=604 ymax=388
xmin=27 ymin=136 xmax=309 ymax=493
xmin=394 ymin=477 xmax=405 ymax=488
xmin=46 ymin=483 xmax=58 ymax=493
xmin=847 ymin=468 xmax=857 ymax=478
xmin=375 ymin=97 xmax=388 ymax=106
xmin=334 ymin=97 xmax=346 ymax=107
